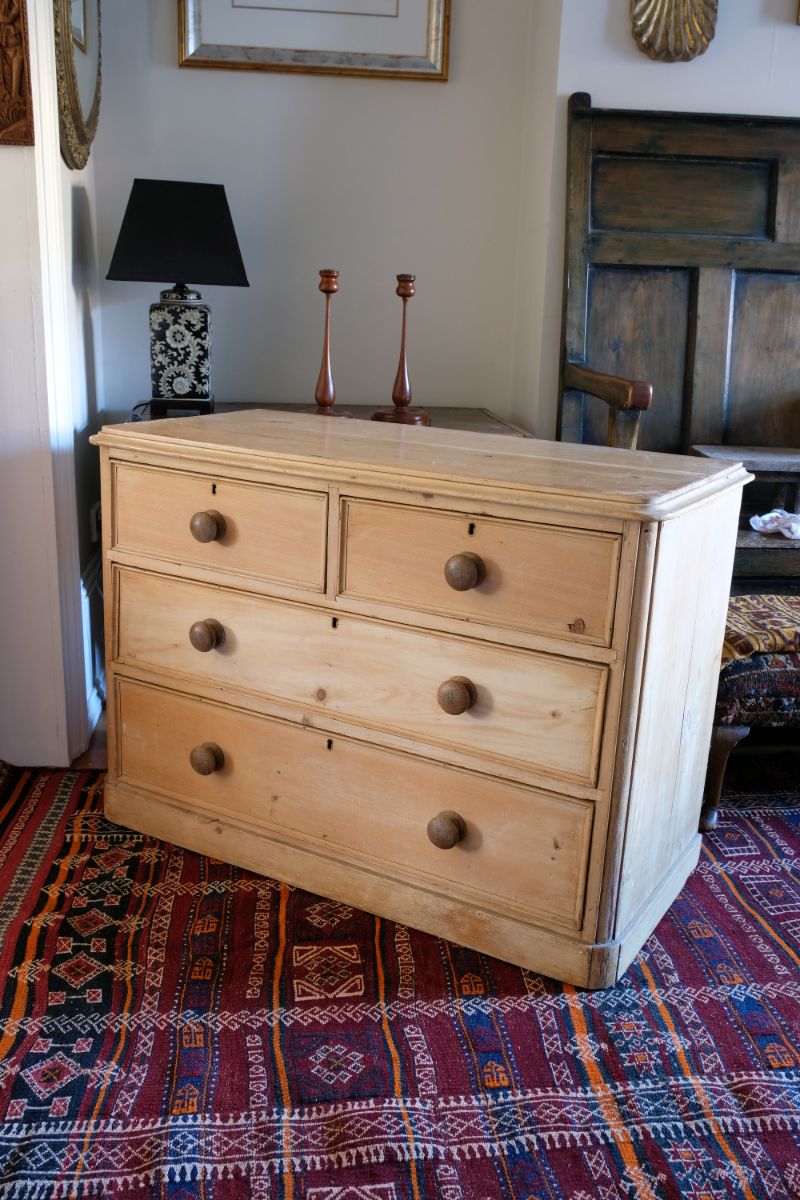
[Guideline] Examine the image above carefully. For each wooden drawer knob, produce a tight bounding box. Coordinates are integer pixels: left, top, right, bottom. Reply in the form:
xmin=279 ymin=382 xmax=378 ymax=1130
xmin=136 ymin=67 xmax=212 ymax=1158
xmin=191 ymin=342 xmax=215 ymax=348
xmin=189 ymin=618 xmax=226 ymax=653
xmin=189 ymin=509 xmax=226 ymax=543
xmin=189 ymin=742 xmax=225 ymax=775
xmin=444 ymin=552 xmax=485 ymax=591
xmin=437 ymin=676 xmax=477 ymax=715
xmin=427 ymin=810 xmax=467 ymax=850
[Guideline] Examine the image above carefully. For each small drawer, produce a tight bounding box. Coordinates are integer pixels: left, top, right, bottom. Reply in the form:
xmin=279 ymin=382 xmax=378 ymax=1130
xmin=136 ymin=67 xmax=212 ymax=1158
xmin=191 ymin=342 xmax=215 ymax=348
xmin=116 ymin=679 xmax=594 ymax=930
xmin=116 ymin=568 xmax=609 ymax=786
xmin=339 ymin=499 xmax=620 ymax=644
xmin=112 ymin=463 xmax=327 ymax=591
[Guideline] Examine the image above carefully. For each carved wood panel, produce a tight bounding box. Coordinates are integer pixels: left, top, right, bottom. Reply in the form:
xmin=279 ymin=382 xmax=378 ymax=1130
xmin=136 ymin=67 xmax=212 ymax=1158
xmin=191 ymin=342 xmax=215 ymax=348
xmin=0 ymin=0 xmax=33 ymax=147
xmin=582 ymin=267 xmax=690 ymax=453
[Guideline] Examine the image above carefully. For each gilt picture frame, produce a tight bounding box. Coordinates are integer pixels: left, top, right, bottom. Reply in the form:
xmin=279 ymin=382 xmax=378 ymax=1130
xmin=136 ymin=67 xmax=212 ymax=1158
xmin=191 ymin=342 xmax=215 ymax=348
xmin=178 ymin=0 xmax=450 ymax=80
xmin=71 ymin=0 xmax=86 ymax=51
xmin=54 ymin=0 xmax=101 ymax=169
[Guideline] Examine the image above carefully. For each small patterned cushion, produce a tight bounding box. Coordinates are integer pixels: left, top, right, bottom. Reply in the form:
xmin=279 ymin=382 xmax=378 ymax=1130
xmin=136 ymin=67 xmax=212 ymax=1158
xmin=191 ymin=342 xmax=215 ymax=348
xmin=715 ymin=651 xmax=800 ymax=727
xmin=721 ymin=594 xmax=800 ymax=667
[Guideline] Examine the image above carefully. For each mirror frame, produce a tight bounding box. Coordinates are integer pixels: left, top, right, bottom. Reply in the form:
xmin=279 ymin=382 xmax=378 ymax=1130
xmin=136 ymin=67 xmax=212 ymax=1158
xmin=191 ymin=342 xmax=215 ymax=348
xmin=54 ymin=0 xmax=101 ymax=170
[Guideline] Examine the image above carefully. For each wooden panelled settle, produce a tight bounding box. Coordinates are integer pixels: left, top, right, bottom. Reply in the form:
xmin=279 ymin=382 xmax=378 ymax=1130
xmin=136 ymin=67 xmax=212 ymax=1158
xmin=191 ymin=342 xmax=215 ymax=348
xmin=560 ymin=93 xmax=800 ymax=454
xmin=92 ymin=411 xmax=748 ymax=987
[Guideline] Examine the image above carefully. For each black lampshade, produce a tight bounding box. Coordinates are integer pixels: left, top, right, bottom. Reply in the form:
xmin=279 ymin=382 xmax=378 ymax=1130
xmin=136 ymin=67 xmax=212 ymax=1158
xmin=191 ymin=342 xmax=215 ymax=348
xmin=106 ymin=179 xmax=249 ymax=287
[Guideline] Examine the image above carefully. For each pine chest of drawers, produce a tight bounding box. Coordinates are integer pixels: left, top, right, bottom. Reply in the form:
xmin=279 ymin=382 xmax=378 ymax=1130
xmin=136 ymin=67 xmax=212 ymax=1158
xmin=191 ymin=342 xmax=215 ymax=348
xmin=92 ymin=411 xmax=748 ymax=987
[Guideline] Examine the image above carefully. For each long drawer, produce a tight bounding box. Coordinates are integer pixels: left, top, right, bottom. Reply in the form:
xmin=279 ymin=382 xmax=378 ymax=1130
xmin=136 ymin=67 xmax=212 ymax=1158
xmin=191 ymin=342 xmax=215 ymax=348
xmin=115 ymin=567 xmax=609 ymax=786
xmin=116 ymin=678 xmax=594 ymax=930
xmin=112 ymin=462 xmax=328 ymax=591
xmin=339 ymin=498 xmax=621 ymax=645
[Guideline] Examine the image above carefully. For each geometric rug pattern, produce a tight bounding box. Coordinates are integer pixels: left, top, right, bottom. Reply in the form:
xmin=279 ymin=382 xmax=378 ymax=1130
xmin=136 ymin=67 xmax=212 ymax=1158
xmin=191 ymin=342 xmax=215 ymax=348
xmin=1 ymin=755 xmax=799 ymax=1197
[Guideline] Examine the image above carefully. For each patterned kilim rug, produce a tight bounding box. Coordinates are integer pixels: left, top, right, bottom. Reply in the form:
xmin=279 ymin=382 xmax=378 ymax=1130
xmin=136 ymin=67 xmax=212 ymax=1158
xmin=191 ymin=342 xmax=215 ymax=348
xmin=1 ymin=757 xmax=799 ymax=1198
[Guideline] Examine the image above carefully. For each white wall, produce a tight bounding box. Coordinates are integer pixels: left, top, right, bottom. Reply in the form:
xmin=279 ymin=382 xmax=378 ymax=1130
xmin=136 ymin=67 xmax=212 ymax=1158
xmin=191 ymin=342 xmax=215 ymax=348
xmin=0 ymin=2 xmax=100 ymax=766
xmin=93 ymin=0 xmax=560 ymax=425
xmin=95 ymin=1 xmax=800 ymax=440
xmin=0 ymin=146 xmax=72 ymax=767
xmin=558 ymin=0 xmax=800 ymax=118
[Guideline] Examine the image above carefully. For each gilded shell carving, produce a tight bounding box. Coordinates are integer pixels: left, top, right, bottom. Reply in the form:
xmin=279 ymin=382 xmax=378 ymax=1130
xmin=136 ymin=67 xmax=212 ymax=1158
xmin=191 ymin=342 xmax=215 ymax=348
xmin=630 ymin=0 xmax=717 ymax=62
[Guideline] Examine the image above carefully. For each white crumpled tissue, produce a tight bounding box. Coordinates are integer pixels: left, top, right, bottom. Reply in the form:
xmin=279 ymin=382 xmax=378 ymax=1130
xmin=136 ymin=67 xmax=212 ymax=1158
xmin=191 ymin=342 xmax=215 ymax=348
xmin=750 ymin=509 xmax=800 ymax=540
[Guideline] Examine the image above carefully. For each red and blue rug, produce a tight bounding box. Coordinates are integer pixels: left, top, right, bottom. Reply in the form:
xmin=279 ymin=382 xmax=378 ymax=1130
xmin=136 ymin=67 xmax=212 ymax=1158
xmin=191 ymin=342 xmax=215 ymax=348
xmin=1 ymin=755 xmax=799 ymax=1197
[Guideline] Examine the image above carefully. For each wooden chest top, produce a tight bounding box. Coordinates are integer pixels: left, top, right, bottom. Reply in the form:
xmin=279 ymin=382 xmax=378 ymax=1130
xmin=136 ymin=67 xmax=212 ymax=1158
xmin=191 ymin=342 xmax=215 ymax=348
xmin=93 ymin=409 xmax=750 ymax=521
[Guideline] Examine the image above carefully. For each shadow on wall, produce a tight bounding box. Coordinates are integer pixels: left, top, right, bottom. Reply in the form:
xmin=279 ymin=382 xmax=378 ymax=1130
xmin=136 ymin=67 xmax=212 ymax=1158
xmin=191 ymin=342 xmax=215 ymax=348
xmin=71 ymin=183 xmax=105 ymax=721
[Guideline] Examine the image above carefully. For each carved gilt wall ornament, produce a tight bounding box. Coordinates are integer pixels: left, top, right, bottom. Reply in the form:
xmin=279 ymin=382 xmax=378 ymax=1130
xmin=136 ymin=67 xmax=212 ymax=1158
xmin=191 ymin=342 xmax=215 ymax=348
xmin=54 ymin=0 xmax=101 ymax=169
xmin=630 ymin=0 xmax=717 ymax=62
xmin=0 ymin=0 xmax=34 ymax=146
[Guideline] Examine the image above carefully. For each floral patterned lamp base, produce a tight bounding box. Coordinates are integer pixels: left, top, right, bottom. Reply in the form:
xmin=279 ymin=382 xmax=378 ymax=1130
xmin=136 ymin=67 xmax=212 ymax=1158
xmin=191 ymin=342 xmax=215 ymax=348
xmin=149 ymin=285 xmax=214 ymax=417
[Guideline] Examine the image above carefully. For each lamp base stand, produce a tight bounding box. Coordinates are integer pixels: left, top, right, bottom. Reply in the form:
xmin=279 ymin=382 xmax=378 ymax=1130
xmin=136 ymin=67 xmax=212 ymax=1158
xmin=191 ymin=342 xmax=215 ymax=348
xmin=150 ymin=396 xmax=215 ymax=420
xmin=150 ymin=285 xmax=211 ymax=402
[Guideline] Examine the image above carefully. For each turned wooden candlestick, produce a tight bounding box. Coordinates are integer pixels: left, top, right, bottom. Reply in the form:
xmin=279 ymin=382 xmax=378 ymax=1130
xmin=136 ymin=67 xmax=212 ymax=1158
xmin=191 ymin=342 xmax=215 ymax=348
xmin=314 ymin=269 xmax=351 ymax=417
xmin=372 ymin=274 xmax=430 ymax=426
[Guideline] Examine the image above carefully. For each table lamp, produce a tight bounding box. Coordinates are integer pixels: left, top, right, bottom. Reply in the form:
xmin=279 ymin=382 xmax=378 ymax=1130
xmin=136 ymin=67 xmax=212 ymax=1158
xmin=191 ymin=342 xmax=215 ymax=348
xmin=107 ymin=179 xmax=248 ymax=416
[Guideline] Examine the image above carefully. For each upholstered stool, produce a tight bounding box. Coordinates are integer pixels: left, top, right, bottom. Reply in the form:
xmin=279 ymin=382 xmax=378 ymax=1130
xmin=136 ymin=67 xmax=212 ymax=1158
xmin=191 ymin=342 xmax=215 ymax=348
xmin=700 ymin=594 xmax=800 ymax=831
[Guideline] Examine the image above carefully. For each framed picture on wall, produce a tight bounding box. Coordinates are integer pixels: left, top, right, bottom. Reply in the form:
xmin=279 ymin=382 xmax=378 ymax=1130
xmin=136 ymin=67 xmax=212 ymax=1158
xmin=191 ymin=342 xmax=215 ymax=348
xmin=178 ymin=0 xmax=450 ymax=80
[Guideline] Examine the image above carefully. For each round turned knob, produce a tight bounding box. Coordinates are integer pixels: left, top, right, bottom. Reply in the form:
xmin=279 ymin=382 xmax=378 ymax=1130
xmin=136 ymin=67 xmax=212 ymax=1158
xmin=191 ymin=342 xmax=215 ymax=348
xmin=437 ymin=676 xmax=477 ymax=715
xmin=444 ymin=552 xmax=485 ymax=591
xmin=189 ymin=510 xmax=226 ymax=543
xmin=189 ymin=742 xmax=225 ymax=775
xmin=189 ymin=618 xmax=226 ymax=653
xmin=427 ymin=810 xmax=467 ymax=850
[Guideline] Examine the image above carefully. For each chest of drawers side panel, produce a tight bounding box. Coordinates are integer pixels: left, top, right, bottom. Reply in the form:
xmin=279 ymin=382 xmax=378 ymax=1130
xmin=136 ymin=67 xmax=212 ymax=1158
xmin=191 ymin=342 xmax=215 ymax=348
xmin=610 ymin=485 xmax=745 ymax=968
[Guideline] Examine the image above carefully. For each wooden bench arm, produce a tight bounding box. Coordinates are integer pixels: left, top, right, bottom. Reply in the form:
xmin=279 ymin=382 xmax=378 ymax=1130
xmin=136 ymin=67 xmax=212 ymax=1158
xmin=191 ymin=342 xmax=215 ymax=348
xmin=563 ymin=363 xmax=652 ymax=413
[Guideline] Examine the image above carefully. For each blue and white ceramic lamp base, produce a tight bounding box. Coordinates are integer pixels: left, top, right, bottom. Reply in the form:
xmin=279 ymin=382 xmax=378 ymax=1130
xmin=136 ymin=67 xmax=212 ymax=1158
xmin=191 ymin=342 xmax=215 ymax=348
xmin=149 ymin=287 xmax=211 ymax=400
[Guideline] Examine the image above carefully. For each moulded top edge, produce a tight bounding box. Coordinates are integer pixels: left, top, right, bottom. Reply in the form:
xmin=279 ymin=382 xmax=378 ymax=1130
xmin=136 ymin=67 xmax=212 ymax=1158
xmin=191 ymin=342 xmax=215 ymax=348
xmin=91 ymin=410 xmax=752 ymax=520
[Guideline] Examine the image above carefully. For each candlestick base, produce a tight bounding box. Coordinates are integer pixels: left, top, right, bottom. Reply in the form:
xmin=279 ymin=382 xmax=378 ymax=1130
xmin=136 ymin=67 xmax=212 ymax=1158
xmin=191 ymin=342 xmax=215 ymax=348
xmin=371 ymin=407 xmax=430 ymax=426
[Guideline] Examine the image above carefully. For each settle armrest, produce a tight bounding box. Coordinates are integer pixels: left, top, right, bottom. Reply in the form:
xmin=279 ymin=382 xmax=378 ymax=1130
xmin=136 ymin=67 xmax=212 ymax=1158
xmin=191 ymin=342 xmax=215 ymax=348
xmin=563 ymin=363 xmax=653 ymax=450
xmin=563 ymin=363 xmax=652 ymax=413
